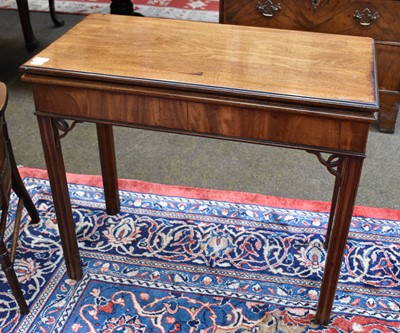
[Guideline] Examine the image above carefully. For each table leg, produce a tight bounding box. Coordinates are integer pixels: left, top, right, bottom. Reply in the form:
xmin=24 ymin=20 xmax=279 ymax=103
xmin=314 ymin=155 xmax=364 ymax=325
xmin=324 ymin=162 xmax=343 ymax=249
xmin=96 ymin=123 xmax=120 ymax=215
xmin=37 ymin=116 xmax=82 ymax=280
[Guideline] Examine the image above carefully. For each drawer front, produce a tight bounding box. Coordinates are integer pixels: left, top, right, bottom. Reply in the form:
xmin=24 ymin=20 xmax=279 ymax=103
xmin=221 ymin=0 xmax=400 ymax=42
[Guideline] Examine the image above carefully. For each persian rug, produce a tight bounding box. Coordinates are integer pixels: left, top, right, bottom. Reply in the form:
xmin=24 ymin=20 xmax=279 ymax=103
xmin=0 ymin=0 xmax=219 ymax=22
xmin=0 ymin=167 xmax=399 ymax=333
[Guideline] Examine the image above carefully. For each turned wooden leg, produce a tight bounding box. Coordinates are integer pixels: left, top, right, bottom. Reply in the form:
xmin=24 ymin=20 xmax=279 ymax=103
xmin=96 ymin=123 xmax=120 ymax=215
xmin=315 ymin=156 xmax=364 ymax=325
xmin=37 ymin=116 xmax=82 ymax=280
xmin=0 ymin=240 xmax=29 ymax=314
xmin=15 ymin=0 xmax=39 ymax=51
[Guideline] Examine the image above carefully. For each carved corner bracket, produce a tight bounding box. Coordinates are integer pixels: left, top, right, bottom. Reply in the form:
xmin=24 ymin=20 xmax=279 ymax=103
xmin=306 ymin=151 xmax=344 ymax=180
xmin=55 ymin=119 xmax=82 ymax=139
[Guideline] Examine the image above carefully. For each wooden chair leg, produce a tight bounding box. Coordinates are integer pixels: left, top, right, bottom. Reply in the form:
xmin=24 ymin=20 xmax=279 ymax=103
xmin=15 ymin=0 xmax=39 ymax=51
xmin=0 ymin=239 xmax=29 ymax=315
xmin=0 ymin=206 xmax=8 ymax=239
xmin=48 ymin=0 xmax=64 ymax=27
xmin=3 ymin=119 xmax=40 ymax=225
xmin=16 ymin=0 xmax=64 ymax=51
xmin=10 ymin=199 xmax=24 ymax=263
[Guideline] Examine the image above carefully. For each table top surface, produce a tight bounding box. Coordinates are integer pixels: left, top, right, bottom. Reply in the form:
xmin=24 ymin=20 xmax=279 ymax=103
xmin=22 ymin=14 xmax=378 ymax=112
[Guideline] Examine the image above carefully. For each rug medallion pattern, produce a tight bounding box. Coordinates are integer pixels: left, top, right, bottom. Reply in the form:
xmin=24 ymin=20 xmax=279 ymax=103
xmin=0 ymin=176 xmax=399 ymax=332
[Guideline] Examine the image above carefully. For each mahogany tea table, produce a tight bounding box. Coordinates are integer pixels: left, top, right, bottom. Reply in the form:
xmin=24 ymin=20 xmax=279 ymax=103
xmin=20 ymin=14 xmax=378 ymax=325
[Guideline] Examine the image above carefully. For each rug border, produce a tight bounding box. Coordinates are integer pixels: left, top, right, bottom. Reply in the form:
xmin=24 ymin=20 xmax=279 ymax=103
xmin=18 ymin=166 xmax=400 ymax=220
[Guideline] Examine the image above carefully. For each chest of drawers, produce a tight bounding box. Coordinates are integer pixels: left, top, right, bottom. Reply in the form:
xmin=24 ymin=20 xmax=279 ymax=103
xmin=220 ymin=0 xmax=400 ymax=133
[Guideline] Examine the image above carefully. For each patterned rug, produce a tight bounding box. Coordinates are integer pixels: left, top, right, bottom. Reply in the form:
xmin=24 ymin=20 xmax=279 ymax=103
xmin=0 ymin=0 xmax=219 ymax=22
xmin=1 ymin=167 xmax=399 ymax=333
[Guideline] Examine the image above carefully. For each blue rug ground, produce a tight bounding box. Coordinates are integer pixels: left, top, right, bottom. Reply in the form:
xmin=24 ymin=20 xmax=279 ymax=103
xmin=0 ymin=173 xmax=399 ymax=332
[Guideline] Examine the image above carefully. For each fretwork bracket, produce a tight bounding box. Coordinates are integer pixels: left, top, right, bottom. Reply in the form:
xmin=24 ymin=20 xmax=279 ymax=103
xmin=306 ymin=151 xmax=344 ymax=181
xmin=55 ymin=119 xmax=82 ymax=139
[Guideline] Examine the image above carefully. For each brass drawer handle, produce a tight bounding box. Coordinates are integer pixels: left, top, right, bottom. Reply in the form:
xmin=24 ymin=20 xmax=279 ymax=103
xmin=257 ymin=0 xmax=281 ymax=17
xmin=354 ymin=8 xmax=379 ymax=26
xmin=311 ymin=0 xmax=330 ymax=10
xmin=311 ymin=0 xmax=321 ymax=9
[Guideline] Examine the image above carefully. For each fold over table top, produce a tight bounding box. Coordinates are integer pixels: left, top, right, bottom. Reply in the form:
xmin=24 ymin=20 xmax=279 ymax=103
xmin=21 ymin=14 xmax=378 ymax=113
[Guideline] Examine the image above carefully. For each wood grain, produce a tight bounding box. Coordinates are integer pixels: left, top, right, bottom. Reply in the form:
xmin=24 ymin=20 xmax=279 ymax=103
xmin=376 ymin=44 xmax=400 ymax=91
xmin=30 ymin=83 xmax=372 ymax=152
xmin=22 ymin=14 xmax=377 ymax=110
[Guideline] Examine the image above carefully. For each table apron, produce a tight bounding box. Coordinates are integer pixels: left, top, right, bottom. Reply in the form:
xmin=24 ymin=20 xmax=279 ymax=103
xmin=31 ymin=84 xmax=371 ymax=154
